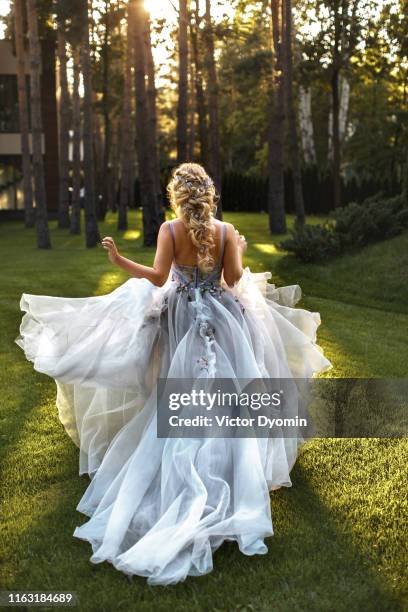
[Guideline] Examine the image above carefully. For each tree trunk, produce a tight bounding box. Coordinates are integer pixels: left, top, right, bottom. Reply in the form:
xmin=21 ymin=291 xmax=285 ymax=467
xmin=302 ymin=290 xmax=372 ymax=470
xmin=80 ymin=0 xmax=100 ymax=246
xmin=118 ymin=0 xmax=134 ymax=231
xmin=404 ymin=144 xmax=408 ymax=208
xmin=328 ymin=76 xmax=349 ymax=158
xmin=204 ymin=0 xmax=222 ymax=217
xmin=267 ymin=0 xmax=286 ymax=234
xmin=57 ymin=23 xmax=70 ymax=227
xmin=110 ymin=116 xmax=120 ymax=212
xmin=70 ymin=46 xmax=81 ymax=235
xmin=177 ymin=0 xmax=188 ymax=163
xmin=339 ymin=76 xmax=350 ymax=143
xmin=92 ymin=93 xmax=104 ymax=212
xmin=27 ymin=0 xmax=51 ymax=248
xmin=331 ymin=68 xmax=342 ymax=208
xmin=331 ymin=1 xmax=342 ymax=208
xmin=283 ymin=0 xmax=305 ymax=225
xmin=298 ymin=86 xmax=316 ymax=165
xmin=187 ymin=55 xmax=196 ymax=160
xmin=144 ymin=12 xmax=164 ymax=223
xmin=190 ymin=1 xmax=208 ymax=166
xmin=101 ymin=0 xmax=110 ymax=221
xmin=14 ymin=0 xmax=35 ymax=227
xmin=133 ymin=0 xmax=160 ymax=246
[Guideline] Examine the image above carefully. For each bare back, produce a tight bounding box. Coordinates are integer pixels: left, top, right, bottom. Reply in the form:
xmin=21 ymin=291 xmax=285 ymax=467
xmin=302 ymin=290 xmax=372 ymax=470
xmin=123 ymin=217 xmax=243 ymax=287
xmin=169 ymin=218 xmax=226 ymax=268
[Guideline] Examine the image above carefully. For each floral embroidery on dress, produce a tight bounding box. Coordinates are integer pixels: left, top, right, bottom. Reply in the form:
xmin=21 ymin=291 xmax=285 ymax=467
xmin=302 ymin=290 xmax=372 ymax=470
xmin=170 ymin=261 xmax=222 ymax=378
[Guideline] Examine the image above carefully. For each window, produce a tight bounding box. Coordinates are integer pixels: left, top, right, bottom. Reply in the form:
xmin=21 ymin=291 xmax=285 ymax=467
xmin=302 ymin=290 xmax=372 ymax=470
xmin=0 ymin=158 xmax=24 ymax=210
xmin=0 ymin=75 xmax=27 ymax=133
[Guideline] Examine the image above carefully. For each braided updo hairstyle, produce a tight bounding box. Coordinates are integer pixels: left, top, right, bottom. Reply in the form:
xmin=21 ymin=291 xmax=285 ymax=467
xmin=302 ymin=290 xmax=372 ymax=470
xmin=167 ymin=163 xmax=219 ymax=273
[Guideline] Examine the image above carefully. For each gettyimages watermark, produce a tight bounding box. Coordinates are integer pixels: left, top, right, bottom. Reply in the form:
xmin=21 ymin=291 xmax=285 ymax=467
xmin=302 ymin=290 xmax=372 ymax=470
xmin=157 ymin=378 xmax=408 ymax=439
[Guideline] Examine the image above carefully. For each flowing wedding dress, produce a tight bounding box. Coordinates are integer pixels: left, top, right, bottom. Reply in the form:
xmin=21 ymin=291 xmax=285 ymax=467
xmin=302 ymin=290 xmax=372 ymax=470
xmin=15 ymin=221 xmax=331 ymax=585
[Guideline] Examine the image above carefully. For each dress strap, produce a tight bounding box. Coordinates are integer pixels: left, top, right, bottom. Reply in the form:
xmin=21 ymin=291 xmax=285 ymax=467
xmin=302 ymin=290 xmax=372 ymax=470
xmin=219 ymin=222 xmax=227 ymax=262
xmin=168 ymin=220 xmax=176 ymax=254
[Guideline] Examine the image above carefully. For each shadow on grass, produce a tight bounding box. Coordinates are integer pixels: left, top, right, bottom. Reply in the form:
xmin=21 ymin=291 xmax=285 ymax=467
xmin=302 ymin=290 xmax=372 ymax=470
xmin=0 ymin=360 xmax=52 ymax=469
xmin=4 ymin=457 xmax=403 ymax=612
xmin=203 ymin=462 xmax=402 ymax=611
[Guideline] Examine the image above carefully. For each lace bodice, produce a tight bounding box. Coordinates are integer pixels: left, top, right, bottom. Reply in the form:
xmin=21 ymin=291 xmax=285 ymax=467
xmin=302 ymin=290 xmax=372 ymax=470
xmin=169 ymin=221 xmax=226 ymax=292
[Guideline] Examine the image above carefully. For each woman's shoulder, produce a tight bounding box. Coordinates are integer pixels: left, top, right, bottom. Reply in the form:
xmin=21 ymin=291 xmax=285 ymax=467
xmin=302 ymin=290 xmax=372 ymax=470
xmin=166 ymin=218 xmax=186 ymax=234
xmin=158 ymin=220 xmax=171 ymax=236
xmin=166 ymin=218 xmax=233 ymax=240
xmin=160 ymin=218 xmax=184 ymax=234
xmin=212 ymin=219 xmax=234 ymax=231
xmin=219 ymin=221 xmax=236 ymax=239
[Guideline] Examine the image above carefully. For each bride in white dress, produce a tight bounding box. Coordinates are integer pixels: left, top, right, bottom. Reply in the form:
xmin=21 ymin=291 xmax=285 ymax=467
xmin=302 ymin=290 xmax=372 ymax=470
xmin=15 ymin=162 xmax=331 ymax=585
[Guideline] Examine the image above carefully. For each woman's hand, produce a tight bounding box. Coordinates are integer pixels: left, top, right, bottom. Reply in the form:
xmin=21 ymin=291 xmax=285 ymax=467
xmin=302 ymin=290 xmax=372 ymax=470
xmin=101 ymin=236 xmax=120 ymax=264
xmin=235 ymin=230 xmax=247 ymax=253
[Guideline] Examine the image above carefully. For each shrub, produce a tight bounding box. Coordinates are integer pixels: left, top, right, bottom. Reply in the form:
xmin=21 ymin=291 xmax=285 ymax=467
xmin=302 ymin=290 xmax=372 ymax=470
xmin=280 ymin=223 xmax=342 ymax=263
xmin=332 ymin=194 xmax=407 ymax=248
xmin=281 ymin=193 xmax=408 ymax=262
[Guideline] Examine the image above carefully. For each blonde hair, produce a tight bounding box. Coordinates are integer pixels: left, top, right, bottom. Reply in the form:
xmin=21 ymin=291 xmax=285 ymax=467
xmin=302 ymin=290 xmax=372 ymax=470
xmin=167 ymin=162 xmax=219 ymax=273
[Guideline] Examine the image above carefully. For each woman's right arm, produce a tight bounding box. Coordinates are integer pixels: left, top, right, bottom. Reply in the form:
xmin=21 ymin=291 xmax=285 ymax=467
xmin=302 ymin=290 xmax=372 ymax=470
xmin=222 ymin=223 xmax=247 ymax=287
xmin=101 ymin=222 xmax=173 ymax=287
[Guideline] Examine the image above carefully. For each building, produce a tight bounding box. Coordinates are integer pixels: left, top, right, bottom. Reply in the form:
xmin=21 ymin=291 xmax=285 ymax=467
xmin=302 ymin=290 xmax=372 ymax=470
xmin=0 ymin=38 xmax=59 ymax=219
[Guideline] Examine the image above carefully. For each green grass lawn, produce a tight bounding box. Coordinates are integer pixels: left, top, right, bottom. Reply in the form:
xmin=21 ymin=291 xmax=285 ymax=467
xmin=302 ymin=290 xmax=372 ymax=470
xmin=0 ymin=211 xmax=407 ymax=611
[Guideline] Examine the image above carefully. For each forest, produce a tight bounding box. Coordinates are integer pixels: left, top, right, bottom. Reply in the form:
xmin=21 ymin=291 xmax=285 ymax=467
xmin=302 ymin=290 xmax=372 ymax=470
xmin=2 ymin=0 xmax=408 ymax=248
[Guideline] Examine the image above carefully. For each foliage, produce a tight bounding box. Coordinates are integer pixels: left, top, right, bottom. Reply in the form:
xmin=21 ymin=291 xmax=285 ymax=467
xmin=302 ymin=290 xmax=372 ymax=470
xmin=218 ymin=2 xmax=272 ymax=175
xmin=333 ymin=193 xmax=408 ymax=247
xmin=212 ymin=0 xmax=405 ymax=185
xmin=281 ymin=192 xmax=408 ymax=261
xmin=279 ymin=221 xmax=341 ymax=262
xmin=2 ymin=0 xmax=407 ymax=209
xmin=342 ymin=0 xmax=408 ymax=184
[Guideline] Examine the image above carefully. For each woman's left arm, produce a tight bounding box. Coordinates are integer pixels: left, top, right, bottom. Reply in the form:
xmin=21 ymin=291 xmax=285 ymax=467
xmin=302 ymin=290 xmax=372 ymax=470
xmin=102 ymin=222 xmax=173 ymax=287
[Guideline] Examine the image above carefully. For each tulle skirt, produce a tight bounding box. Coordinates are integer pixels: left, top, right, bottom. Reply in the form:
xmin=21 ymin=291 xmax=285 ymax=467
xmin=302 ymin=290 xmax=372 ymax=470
xmin=15 ymin=268 xmax=331 ymax=584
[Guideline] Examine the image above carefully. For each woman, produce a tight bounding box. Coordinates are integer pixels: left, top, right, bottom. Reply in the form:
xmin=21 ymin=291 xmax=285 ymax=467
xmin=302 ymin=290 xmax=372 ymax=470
xmin=16 ymin=162 xmax=331 ymax=585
